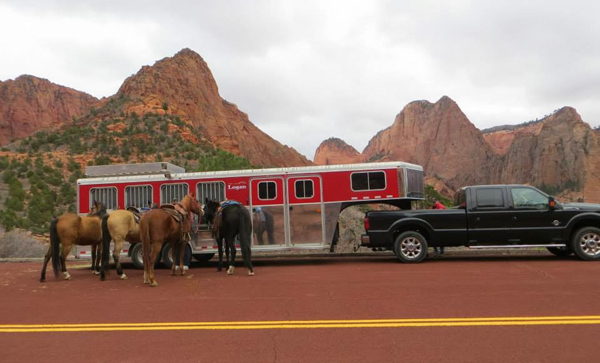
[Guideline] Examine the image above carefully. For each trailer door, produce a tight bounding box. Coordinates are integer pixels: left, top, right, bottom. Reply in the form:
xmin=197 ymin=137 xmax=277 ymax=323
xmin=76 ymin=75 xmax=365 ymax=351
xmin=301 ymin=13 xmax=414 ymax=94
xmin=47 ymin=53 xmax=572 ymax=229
xmin=250 ymin=177 xmax=287 ymax=247
xmin=287 ymin=175 xmax=325 ymax=246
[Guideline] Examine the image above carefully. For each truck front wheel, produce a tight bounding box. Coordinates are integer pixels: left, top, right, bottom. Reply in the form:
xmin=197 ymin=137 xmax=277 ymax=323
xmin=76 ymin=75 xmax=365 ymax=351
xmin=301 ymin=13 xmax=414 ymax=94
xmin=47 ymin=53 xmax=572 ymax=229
xmin=572 ymin=227 xmax=600 ymax=261
xmin=394 ymin=231 xmax=428 ymax=263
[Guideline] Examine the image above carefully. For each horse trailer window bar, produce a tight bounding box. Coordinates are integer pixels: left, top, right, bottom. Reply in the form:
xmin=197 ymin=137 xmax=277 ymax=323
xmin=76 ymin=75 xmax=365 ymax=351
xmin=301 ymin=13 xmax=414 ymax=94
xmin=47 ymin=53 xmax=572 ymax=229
xmin=125 ymin=185 xmax=153 ymax=209
xmin=90 ymin=187 xmax=118 ymax=210
xmin=160 ymin=183 xmax=189 ymax=204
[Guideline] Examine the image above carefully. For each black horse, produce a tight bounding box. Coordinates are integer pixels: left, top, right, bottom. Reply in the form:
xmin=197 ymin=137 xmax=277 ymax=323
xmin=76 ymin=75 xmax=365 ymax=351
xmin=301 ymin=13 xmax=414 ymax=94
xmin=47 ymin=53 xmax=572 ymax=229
xmin=206 ymin=200 xmax=254 ymax=276
xmin=252 ymin=207 xmax=275 ymax=245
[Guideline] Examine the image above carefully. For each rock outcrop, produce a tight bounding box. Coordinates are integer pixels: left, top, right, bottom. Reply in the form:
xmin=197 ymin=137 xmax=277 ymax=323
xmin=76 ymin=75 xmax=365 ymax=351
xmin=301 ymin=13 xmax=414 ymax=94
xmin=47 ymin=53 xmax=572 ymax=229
xmin=0 ymin=76 xmax=97 ymax=145
xmin=315 ymin=98 xmax=600 ymax=202
xmin=314 ymin=137 xmax=365 ymax=165
xmin=116 ymin=49 xmax=311 ymax=167
xmin=362 ymin=96 xmax=500 ymax=189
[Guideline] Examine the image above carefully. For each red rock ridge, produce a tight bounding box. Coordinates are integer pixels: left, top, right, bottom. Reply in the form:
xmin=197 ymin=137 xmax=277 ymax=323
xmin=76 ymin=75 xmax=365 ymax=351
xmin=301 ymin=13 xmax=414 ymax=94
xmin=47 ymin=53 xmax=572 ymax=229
xmin=116 ymin=48 xmax=311 ymax=167
xmin=0 ymin=76 xmax=97 ymax=145
xmin=362 ymin=96 xmax=500 ymax=189
xmin=483 ymin=122 xmax=543 ymax=155
xmin=313 ymin=137 xmax=365 ymax=165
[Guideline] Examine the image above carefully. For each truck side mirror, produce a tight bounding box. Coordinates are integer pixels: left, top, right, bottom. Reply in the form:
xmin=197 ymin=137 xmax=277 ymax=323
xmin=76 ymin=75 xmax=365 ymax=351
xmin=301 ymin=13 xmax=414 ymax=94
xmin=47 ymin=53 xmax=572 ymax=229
xmin=549 ymin=197 xmax=557 ymax=211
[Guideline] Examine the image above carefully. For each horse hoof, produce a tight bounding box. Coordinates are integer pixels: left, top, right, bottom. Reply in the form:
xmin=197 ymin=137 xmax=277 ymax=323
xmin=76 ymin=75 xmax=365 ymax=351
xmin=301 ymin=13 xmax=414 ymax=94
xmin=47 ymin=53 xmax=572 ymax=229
xmin=248 ymin=271 xmax=254 ymax=276
xmin=150 ymin=282 xmax=159 ymax=287
xmin=39 ymin=278 xmax=45 ymax=283
xmin=63 ymin=273 xmax=71 ymax=280
xmin=93 ymin=270 xmax=100 ymax=275
xmin=227 ymin=266 xmax=235 ymax=275
xmin=120 ymin=274 xmax=128 ymax=280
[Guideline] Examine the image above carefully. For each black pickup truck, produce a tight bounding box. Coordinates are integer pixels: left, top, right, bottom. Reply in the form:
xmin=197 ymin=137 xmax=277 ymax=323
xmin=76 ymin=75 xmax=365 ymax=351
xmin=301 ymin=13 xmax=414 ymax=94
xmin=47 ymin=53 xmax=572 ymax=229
xmin=361 ymin=185 xmax=600 ymax=262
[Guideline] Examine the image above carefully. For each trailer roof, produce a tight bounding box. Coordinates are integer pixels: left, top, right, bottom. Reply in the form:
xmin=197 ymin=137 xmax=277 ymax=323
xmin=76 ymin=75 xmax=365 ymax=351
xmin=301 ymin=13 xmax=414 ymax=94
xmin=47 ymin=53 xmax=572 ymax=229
xmin=78 ymin=161 xmax=423 ymax=185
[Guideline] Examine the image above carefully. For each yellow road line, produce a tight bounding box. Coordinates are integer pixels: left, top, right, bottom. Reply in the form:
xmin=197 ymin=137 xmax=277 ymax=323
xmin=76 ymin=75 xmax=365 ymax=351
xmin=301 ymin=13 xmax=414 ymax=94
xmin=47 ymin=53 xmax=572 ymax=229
xmin=2 ymin=316 xmax=600 ymax=333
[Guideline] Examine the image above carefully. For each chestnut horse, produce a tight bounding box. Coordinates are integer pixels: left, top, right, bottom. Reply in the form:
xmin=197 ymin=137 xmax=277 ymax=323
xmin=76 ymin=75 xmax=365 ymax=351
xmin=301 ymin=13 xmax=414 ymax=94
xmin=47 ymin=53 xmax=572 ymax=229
xmin=39 ymin=201 xmax=107 ymax=282
xmin=140 ymin=195 xmax=202 ymax=287
xmin=99 ymin=208 xmax=141 ymax=281
xmin=208 ymin=201 xmax=254 ymax=276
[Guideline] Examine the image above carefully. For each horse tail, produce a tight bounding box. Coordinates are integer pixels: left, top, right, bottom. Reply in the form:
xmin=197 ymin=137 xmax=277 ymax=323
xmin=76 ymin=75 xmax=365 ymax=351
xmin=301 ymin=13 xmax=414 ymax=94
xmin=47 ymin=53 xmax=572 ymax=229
xmin=239 ymin=207 xmax=253 ymax=271
xmin=100 ymin=214 xmax=111 ymax=278
xmin=50 ymin=218 xmax=61 ymax=279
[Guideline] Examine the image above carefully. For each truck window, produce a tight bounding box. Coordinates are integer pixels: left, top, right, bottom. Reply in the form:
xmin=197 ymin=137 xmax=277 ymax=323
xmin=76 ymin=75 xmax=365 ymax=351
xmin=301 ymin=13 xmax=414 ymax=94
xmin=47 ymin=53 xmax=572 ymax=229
xmin=454 ymin=190 xmax=466 ymax=209
xmin=511 ymin=188 xmax=548 ymax=209
xmin=475 ymin=188 xmax=504 ymax=208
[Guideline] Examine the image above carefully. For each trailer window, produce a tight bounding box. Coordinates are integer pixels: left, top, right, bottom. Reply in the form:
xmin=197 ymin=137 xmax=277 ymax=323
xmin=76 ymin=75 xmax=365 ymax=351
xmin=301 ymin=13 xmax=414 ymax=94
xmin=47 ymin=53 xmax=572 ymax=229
xmin=295 ymin=180 xmax=314 ymax=199
xmin=197 ymin=181 xmax=226 ymax=203
xmin=90 ymin=187 xmax=118 ymax=210
xmin=258 ymin=181 xmax=277 ymax=200
xmin=125 ymin=185 xmax=153 ymax=209
xmin=475 ymin=188 xmax=504 ymax=208
xmin=351 ymin=171 xmax=386 ymax=191
xmin=406 ymin=168 xmax=424 ymax=198
xmin=161 ymin=183 xmax=189 ymax=204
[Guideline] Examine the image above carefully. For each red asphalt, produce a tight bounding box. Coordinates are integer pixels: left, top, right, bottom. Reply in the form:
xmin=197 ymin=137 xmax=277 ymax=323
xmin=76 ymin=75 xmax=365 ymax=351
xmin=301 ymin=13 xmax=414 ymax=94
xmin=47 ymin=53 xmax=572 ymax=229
xmin=1 ymin=253 xmax=599 ymax=362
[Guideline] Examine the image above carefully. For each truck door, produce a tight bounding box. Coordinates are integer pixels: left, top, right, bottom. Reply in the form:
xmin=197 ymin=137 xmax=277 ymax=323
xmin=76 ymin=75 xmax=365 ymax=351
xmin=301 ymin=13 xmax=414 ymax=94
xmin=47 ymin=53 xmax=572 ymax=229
xmin=286 ymin=175 xmax=325 ymax=246
xmin=250 ymin=178 xmax=287 ymax=247
xmin=507 ymin=186 xmax=572 ymax=244
xmin=467 ymin=187 xmax=512 ymax=244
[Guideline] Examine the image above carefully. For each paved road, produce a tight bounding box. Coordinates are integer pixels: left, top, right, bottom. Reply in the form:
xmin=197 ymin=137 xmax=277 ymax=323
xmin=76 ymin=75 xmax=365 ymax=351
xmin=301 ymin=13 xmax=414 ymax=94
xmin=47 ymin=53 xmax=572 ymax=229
xmin=1 ymin=253 xmax=599 ymax=362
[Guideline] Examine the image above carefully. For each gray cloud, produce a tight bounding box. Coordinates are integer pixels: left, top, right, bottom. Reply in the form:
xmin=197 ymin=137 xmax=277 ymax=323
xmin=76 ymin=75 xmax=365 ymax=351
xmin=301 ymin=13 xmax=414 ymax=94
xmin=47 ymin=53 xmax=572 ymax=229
xmin=1 ymin=0 xmax=598 ymax=159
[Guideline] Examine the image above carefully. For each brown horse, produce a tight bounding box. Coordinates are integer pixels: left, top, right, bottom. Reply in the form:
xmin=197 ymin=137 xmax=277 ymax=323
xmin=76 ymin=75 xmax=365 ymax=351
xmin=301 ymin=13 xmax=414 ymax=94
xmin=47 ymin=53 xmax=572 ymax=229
xmin=39 ymin=201 xmax=107 ymax=282
xmin=99 ymin=208 xmax=141 ymax=281
xmin=140 ymin=195 xmax=202 ymax=287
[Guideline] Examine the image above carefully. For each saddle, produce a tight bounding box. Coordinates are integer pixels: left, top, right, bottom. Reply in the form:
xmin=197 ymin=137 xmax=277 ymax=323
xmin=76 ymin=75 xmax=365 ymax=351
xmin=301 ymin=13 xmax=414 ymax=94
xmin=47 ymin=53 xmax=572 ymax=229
xmin=212 ymin=200 xmax=241 ymax=239
xmin=127 ymin=207 xmax=142 ymax=224
xmin=160 ymin=203 xmax=192 ymax=241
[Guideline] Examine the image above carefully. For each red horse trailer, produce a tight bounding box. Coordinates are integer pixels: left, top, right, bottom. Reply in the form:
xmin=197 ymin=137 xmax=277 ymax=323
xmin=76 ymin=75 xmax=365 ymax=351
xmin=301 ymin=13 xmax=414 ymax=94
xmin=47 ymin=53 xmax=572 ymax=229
xmin=75 ymin=161 xmax=424 ymax=265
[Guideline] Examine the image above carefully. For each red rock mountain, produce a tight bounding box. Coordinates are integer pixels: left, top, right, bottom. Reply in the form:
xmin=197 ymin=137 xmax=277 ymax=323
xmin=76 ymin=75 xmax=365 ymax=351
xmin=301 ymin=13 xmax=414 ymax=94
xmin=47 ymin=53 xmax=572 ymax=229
xmin=0 ymin=49 xmax=311 ymax=168
xmin=315 ymin=97 xmax=600 ymax=202
xmin=116 ymin=49 xmax=311 ymax=167
xmin=314 ymin=137 xmax=365 ymax=165
xmin=0 ymin=75 xmax=97 ymax=145
xmin=362 ymin=96 xmax=500 ymax=189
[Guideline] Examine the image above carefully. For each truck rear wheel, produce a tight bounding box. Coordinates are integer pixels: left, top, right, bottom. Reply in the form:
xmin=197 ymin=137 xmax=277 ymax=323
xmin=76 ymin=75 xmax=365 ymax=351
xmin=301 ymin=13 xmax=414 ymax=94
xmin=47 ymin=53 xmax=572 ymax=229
xmin=572 ymin=227 xmax=600 ymax=261
xmin=394 ymin=231 xmax=428 ymax=263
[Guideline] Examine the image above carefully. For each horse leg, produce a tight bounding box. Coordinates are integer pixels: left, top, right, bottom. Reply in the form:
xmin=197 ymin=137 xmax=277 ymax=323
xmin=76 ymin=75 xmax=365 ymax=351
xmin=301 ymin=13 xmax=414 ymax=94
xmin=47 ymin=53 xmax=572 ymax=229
xmin=113 ymin=238 xmax=126 ymax=280
xmin=217 ymin=237 xmax=224 ymax=272
xmin=171 ymin=242 xmax=179 ymax=276
xmin=178 ymin=242 xmax=186 ymax=276
xmin=61 ymin=244 xmax=74 ymax=280
xmin=241 ymin=238 xmax=254 ymax=276
xmin=92 ymin=244 xmax=101 ymax=275
xmin=148 ymin=241 xmax=160 ymax=287
xmin=39 ymin=245 xmax=52 ymax=282
xmin=227 ymin=236 xmax=236 ymax=275
xmin=91 ymin=243 xmax=97 ymax=273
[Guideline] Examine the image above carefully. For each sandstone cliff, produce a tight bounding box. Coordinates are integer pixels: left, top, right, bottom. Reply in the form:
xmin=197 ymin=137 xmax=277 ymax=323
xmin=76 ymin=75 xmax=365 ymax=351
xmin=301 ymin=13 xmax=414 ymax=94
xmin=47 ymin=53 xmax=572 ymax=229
xmin=362 ymin=96 xmax=500 ymax=189
xmin=116 ymin=48 xmax=311 ymax=167
xmin=314 ymin=137 xmax=365 ymax=165
xmin=483 ymin=122 xmax=544 ymax=155
xmin=0 ymin=76 xmax=97 ymax=145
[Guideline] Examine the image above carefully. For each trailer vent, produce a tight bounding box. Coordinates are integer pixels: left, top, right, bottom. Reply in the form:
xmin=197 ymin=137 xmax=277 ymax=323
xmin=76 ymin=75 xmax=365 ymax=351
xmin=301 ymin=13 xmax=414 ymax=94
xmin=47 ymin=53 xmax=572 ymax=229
xmin=161 ymin=183 xmax=189 ymax=204
xmin=90 ymin=187 xmax=118 ymax=210
xmin=197 ymin=182 xmax=226 ymax=203
xmin=125 ymin=185 xmax=153 ymax=209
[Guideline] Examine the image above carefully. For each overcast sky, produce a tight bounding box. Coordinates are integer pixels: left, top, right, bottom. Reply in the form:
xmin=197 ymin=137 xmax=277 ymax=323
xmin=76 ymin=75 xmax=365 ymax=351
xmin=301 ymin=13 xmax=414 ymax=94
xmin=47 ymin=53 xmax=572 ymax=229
xmin=1 ymin=0 xmax=599 ymax=160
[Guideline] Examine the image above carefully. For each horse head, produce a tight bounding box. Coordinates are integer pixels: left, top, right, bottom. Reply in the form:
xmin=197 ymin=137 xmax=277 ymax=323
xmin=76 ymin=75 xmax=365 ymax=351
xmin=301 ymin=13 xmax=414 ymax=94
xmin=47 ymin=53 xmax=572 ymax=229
xmin=182 ymin=194 xmax=203 ymax=218
xmin=89 ymin=200 xmax=108 ymax=217
xmin=203 ymin=198 xmax=221 ymax=225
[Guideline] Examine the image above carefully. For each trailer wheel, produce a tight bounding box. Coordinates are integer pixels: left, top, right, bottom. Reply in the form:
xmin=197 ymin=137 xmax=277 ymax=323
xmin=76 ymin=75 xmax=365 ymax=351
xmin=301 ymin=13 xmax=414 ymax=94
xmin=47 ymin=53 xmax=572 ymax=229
xmin=130 ymin=244 xmax=144 ymax=269
xmin=194 ymin=253 xmax=215 ymax=262
xmin=571 ymin=227 xmax=600 ymax=261
xmin=546 ymin=246 xmax=572 ymax=257
xmin=131 ymin=243 xmax=162 ymax=269
xmin=394 ymin=231 xmax=428 ymax=263
xmin=161 ymin=243 xmax=174 ymax=269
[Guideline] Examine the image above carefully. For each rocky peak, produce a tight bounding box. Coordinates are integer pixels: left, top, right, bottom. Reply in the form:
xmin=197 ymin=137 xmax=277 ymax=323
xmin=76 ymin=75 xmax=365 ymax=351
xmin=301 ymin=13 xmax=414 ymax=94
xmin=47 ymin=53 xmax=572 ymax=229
xmin=314 ymin=137 xmax=365 ymax=165
xmin=363 ymin=95 xmax=498 ymax=189
xmin=116 ymin=48 xmax=311 ymax=167
xmin=0 ymin=76 xmax=97 ymax=145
